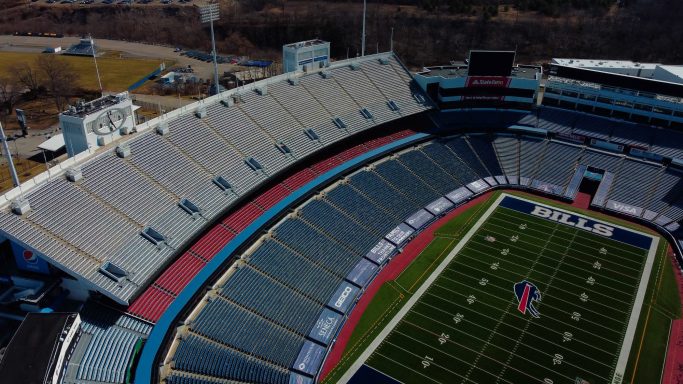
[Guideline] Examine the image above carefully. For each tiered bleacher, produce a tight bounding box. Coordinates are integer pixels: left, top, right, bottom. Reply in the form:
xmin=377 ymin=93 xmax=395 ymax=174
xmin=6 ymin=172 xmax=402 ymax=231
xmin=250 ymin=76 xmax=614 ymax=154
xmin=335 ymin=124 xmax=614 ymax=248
xmin=62 ymin=302 xmax=152 ymax=384
xmin=127 ymin=128 xmax=418 ymax=322
xmin=0 ymin=53 xmax=430 ymax=305
xmin=162 ymin=131 xmax=683 ymax=382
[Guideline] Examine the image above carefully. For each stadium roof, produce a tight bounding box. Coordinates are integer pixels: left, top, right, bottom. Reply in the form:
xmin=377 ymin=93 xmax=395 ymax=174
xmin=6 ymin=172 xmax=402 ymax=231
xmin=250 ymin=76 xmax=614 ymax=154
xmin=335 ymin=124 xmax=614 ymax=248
xmin=0 ymin=52 xmax=431 ymax=305
xmin=551 ymin=58 xmax=660 ymax=72
xmin=38 ymin=134 xmax=65 ymax=152
xmin=0 ymin=312 xmax=79 ymax=384
xmin=418 ymin=64 xmax=540 ymax=80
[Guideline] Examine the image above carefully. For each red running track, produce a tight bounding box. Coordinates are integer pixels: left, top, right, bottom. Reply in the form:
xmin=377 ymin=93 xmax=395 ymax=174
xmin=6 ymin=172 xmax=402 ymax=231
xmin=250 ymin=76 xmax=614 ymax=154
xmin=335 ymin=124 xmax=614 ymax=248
xmin=660 ymin=246 xmax=683 ymax=384
xmin=318 ymin=191 xmax=494 ymax=381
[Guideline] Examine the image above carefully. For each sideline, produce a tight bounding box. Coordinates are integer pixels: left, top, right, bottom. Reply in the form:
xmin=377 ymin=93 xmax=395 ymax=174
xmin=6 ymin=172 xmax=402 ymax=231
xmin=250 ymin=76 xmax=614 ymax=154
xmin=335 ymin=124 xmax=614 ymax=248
xmin=318 ymin=192 xmax=494 ymax=381
xmin=336 ymin=193 xmax=505 ymax=383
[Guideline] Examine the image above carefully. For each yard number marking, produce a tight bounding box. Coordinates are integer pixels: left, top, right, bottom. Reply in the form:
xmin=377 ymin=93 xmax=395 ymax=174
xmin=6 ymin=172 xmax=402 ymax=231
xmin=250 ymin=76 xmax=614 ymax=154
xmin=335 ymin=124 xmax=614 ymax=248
xmin=421 ymin=355 xmax=434 ymax=369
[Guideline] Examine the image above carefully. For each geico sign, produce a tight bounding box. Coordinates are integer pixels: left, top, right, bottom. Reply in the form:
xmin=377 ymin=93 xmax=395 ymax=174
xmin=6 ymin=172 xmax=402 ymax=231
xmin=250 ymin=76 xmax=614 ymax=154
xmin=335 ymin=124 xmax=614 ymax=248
xmin=530 ymin=206 xmax=614 ymax=237
xmin=335 ymin=287 xmax=353 ymax=308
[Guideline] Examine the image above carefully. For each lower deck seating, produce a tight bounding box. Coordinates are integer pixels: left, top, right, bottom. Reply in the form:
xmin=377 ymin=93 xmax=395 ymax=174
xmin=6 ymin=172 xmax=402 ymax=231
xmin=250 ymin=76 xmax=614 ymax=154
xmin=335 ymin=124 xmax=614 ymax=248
xmin=63 ymin=303 xmax=152 ymax=384
xmin=160 ymin=130 xmax=682 ymax=384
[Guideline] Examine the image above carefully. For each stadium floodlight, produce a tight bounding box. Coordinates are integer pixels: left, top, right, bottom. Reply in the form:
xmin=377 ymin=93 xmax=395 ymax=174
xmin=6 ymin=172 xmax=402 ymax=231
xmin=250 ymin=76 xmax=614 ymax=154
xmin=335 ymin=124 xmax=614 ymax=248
xmin=199 ymin=3 xmax=221 ymax=96
xmin=0 ymin=122 xmax=20 ymax=188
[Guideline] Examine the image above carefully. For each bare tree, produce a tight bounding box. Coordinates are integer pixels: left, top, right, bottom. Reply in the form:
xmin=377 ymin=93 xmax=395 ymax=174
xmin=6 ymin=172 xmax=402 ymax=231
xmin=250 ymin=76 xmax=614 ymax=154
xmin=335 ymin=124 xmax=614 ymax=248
xmin=11 ymin=63 xmax=42 ymax=99
xmin=0 ymin=76 xmax=21 ymax=117
xmin=36 ymin=55 xmax=80 ymax=111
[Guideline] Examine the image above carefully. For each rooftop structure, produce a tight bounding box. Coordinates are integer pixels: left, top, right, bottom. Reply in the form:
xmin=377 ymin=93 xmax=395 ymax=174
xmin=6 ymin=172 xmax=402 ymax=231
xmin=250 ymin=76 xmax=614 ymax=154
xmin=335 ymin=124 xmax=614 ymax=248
xmin=59 ymin=92 xmax=137 ymax=157
xmin=414 ymin=50 xmax=542 ymax=110
xmin=63 ymin=38 xmax=98 ymax=57
xmin=283 ymin=39 xmax=330 ymax=73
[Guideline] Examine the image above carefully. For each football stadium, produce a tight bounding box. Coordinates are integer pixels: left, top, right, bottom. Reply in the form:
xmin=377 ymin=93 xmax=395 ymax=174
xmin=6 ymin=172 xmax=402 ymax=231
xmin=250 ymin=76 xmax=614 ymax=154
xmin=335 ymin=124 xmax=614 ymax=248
xmin=0 ymin=41 xmax=682 ymax=384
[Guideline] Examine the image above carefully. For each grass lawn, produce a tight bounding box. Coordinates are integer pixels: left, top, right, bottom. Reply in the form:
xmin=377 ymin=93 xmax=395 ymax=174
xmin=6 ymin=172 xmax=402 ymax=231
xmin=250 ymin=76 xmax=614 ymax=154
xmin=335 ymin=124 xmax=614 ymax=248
xmin=0 ymin=52 xmax=166 ymax=92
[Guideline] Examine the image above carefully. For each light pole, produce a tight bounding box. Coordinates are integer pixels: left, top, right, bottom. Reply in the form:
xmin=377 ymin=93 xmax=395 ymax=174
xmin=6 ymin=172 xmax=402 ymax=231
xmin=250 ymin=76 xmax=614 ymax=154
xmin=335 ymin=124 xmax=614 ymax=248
xmin=200 ymin=3 xmax=221 ymax=95
xmin=361 ymin=0 xmax=366 ymax=56
xmin=0 ymin=122 xmax=20 ymax=188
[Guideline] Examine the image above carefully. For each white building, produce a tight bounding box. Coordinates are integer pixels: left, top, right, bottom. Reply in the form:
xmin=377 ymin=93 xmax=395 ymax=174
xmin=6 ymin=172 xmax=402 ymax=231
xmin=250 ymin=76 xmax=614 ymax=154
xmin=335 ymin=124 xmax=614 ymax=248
xmin=59 ymin=92 xmax=138 ymax=157
xmin=283 ymin=39 xmax=330 ymax=73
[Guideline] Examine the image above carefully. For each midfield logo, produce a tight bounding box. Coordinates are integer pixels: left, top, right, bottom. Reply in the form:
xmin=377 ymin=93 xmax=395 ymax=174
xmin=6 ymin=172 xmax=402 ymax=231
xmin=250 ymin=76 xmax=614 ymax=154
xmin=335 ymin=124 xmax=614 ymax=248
xmin=514 ymin=280 xmax=542 ymax=318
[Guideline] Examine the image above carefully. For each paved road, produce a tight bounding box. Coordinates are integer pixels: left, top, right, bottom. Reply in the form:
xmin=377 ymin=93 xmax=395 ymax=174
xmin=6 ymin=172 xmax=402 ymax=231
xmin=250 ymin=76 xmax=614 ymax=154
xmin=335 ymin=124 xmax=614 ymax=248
xmin=0 ymin=34 xmax=239 ymax=80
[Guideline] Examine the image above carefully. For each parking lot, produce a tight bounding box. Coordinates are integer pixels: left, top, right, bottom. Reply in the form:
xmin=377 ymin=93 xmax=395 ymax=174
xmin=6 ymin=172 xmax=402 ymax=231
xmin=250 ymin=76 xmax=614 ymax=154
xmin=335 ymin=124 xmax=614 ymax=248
xmin=34 ymin=0 xmax=197 ymax=6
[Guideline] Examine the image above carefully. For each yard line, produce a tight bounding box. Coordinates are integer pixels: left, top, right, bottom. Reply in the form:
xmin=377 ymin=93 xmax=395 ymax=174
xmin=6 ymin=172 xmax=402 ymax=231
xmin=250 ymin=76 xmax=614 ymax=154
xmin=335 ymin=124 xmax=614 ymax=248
xmin=495 ymin=229 xmax=609 ymax=383
xmin=460 ymin=240 xmax=640 ymax=296
xmin=432 ymin=279 xmax=623 ymax=336
xmin=438 ymin=271 xmax=629 ymax=319
xmin=394 ymin=326 xmax=535 ymax=384
xmin=426 ymin=279 xmax=622 ymax=345
xmin=478 ymin=221 xmax=645 ymax=274
xmin=455 ymin=249 xmax=636 ymax=305
xmin=488 ymin=211 xmax=649 ymax=259
xmin=417 ymin=300 xmax=618 ymax=355
xmin=464 ymin=238 xmax=641 ymax=291
xmin=473 ymin=224 xmax=643 ymax=278
xmin=461 ymin=218 xmax=565 ymax=384
xmin=372 ymin=350 xmax=443 ymax=384
xmin=443 ymin=256 xmax=632 ymax=315
xmin=408 ymin=310 xmax=615 ymax=371
xmin=493 ymin=207 xmax=652 ymax=254
xmin=391 ymin=328 xmax=515 ymax=383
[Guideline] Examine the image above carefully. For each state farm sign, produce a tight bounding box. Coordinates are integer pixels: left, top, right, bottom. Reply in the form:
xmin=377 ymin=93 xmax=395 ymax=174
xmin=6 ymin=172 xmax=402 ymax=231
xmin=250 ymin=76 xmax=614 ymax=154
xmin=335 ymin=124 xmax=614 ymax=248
xmin=465 ymin=76 xmax=511 ymax=87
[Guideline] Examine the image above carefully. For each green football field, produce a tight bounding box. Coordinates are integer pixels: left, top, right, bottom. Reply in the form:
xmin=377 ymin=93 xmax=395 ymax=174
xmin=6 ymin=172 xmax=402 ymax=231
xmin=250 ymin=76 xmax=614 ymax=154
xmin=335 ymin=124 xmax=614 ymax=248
xmin=344 ymin=194 xmax=658 ymax=384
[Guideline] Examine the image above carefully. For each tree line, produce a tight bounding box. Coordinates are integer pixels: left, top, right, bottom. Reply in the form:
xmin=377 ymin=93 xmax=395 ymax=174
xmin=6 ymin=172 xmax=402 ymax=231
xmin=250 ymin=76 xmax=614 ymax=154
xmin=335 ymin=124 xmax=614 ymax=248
xmin=0 ymin=55 xmax=80 ymax=121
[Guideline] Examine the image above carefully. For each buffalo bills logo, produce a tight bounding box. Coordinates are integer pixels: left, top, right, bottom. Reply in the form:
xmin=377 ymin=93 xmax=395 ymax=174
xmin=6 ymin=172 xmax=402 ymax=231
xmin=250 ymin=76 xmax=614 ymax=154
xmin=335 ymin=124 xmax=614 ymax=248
xmin=514 ymin=280 xmax=541 ymax=318
xmin=23 ymin=250 xmax=37 ymax=264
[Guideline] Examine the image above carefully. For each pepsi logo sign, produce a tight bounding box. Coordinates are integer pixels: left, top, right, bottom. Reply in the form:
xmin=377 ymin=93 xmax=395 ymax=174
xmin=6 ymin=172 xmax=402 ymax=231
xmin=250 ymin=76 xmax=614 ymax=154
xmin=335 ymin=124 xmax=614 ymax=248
xmin=23 ymin=249 xmax=37 ymax=264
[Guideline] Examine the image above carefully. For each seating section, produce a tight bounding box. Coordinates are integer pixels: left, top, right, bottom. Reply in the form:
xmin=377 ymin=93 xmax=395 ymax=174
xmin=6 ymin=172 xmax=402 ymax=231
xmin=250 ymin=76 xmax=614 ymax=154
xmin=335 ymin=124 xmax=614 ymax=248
xmin=608 ymin=159 xmax=663 ymax=207
xmin=533 ymin=141 xmax=583 ymax=187
xmin=398 ymin=150 xmax=461 ymax=195
xmin=247 ymin=240 xmax=341 ymax=304
xmin=62 ymin=303 xmax=152 ymax=384
xmin=419 ymin=141 xmax=479 ymax=184
xmin=299 ymin=199 xmax=378 ymax=255
xmin=579 ymin=150 xmax=623 ymax=173
xmin=536 ymin=107 xmax=577 ymax=134
xmin=163 ymin=131 xmax=683 ymax=384
xmin=466 ymin=135 xmax=504 ymax=176
xmin=325 ymin=184 xmax=399 ymax=235
xmin=519 ymin=137 xmax=548 ymax=181
xmin=191 ymin=298 xmax=305 ymax=367
xmin=219 ymin=266 xmax=323 ymax=334
xmin=493 ymin=136 xmax=520 ymax=179
xmin=127 ymin=128 xmax=423 ymax=322
xmin=651 ymin=129 xmax=683 ymax=159
xmin=273 ymin=218 xmax=360 ymax=277
xmin=373 ymin=160 xmax=441 ymax=206
xmin=646 ymin=169 xmax=683 ymax=213
xmin=0 ymin=53 xmax=429 ymax=305
xmin=573 ymin=114 xmax=612 ymax=140
xmin=173 ymin=335 xmax=290 ymax=384
xmin=535 ymin=106 xmax=683 ymax=162
xmin=348 ymin=171 xmax=419 ymax=219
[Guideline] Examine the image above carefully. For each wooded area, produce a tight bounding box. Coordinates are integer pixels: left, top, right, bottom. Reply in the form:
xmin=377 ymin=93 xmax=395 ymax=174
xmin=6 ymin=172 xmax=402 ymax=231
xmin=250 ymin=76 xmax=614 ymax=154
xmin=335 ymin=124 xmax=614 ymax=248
xmin=0 ymin=0 xmax=681 ymax=69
